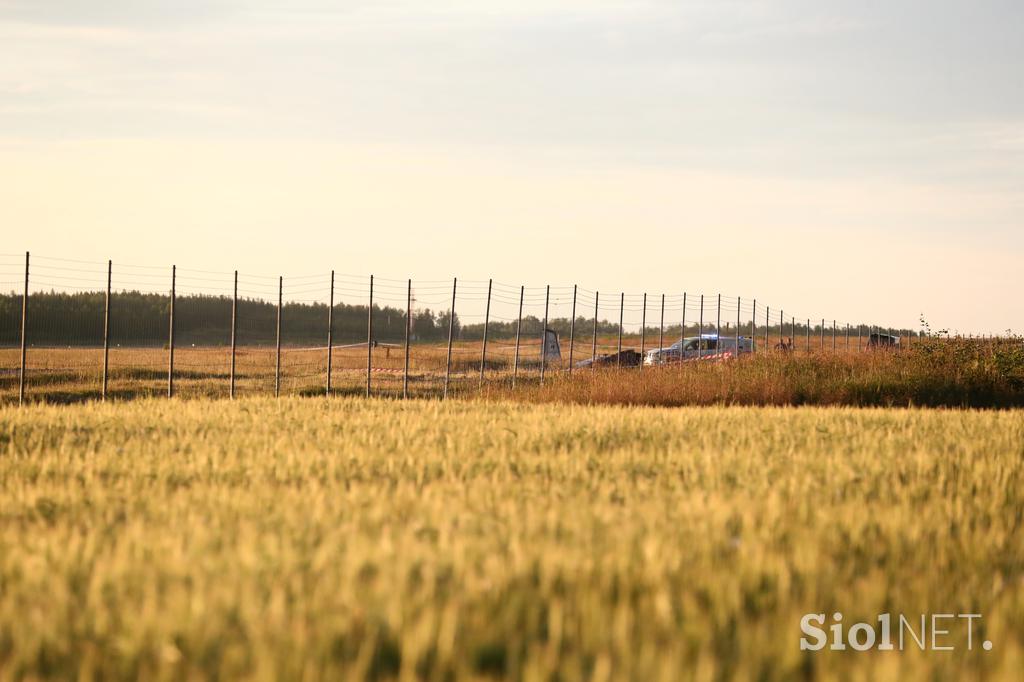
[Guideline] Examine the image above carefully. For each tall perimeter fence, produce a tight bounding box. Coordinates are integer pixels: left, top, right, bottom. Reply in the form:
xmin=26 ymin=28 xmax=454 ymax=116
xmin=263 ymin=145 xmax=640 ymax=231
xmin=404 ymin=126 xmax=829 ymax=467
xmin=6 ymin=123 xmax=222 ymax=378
xmin=0 ymin=251 xmax=964 ymax=405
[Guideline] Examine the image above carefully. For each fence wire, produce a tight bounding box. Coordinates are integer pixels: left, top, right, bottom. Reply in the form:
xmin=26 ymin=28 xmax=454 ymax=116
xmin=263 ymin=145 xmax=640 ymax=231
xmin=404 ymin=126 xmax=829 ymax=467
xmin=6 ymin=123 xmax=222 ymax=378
xmin=0 ymin=251 xmax=937 ymax=404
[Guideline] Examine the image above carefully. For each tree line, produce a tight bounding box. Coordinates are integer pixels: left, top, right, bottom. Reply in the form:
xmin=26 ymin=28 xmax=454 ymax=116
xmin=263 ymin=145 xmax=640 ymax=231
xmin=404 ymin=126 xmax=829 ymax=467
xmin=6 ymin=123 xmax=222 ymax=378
xmin=0 ymin=291 xmax=455 ymax=347
xmin=0 ymin=290 xmax=617 ymax=347
xmin=1 ymin=290 xmax=825 ymax=348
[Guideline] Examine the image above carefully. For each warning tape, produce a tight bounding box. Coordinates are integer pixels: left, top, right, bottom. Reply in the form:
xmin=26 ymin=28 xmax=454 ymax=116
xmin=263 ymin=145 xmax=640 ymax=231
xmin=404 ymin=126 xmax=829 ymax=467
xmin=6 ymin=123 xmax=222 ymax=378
xmin=279 ymin=341 xmax=404 ymax=353
xmin=681 ymin=351 xmax=734 ymax=363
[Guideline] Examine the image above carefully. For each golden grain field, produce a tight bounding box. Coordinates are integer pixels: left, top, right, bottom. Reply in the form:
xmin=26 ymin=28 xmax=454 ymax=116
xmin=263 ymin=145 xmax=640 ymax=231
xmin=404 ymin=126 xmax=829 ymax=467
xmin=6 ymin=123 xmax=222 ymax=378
xmin=1 ymin=398 xmax=1022 ymax=681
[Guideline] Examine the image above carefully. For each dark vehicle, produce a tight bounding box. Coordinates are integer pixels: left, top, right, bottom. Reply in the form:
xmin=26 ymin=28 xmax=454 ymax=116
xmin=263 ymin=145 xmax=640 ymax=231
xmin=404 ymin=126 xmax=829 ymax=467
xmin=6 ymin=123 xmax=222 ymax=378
xmin=574 ymin=349 xmax=643 ymax=368
xmin=868 ymin=332 xmax=900 ymax=347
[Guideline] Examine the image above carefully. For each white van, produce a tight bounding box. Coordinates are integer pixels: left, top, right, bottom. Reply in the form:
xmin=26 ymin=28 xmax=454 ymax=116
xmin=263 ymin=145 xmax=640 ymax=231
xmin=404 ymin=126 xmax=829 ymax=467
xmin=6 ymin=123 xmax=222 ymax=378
xmin=643 ymin=334 xmax=753 ymax=366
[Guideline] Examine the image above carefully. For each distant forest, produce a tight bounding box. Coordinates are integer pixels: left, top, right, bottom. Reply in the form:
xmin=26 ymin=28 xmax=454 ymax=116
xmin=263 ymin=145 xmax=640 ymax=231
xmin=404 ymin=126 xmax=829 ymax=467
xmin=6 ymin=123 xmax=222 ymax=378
xmin=0 ymin=291 xmax=812 ymax=349
xmin=0 ymin=291 xmax=629 ymax=347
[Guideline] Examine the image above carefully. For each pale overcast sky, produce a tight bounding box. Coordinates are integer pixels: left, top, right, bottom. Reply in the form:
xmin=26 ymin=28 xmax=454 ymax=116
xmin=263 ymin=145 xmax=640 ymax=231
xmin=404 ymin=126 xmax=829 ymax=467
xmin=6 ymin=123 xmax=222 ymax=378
xmin=1 ymin=1 xmax=1021 ymax=333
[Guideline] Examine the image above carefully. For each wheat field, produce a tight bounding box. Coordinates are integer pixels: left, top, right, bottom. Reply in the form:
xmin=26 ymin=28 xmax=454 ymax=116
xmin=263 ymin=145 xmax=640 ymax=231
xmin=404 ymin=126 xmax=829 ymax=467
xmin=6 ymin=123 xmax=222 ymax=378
xmin=1 ymin=398 xmax=1022 ymax=680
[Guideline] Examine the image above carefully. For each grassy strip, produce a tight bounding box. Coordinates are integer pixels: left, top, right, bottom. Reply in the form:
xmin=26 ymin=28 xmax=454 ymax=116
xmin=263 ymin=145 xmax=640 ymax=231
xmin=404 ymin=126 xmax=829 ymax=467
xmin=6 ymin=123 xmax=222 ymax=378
xmin=483 ymin=340 xmax=1024 ymax=408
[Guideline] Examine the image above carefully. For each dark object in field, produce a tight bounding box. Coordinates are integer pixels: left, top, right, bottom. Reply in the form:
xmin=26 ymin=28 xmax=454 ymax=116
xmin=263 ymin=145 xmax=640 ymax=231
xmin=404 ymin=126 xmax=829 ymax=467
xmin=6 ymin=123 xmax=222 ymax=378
xmin=575 ymin=350 xmax=642 ymax=368
xmin=868 ymin=333 xmax=900 ymax=347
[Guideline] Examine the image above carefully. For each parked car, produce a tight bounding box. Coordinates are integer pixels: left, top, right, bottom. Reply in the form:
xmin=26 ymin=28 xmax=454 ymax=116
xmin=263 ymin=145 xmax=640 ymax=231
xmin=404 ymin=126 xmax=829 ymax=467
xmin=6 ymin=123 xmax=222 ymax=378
xmin=644 ymin=334 xmax=753 ymax=366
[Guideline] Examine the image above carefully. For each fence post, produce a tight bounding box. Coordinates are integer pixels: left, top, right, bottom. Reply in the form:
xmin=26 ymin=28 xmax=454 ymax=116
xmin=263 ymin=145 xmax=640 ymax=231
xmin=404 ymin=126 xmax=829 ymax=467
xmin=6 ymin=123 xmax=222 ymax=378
xmin=404 ymin=279 xmax=412 ymax=398
xmin=764 ymin=305 xmax=770 ymax=350
xmin=659 ymin=293 xmax=665 ymax=355
xmin=680 ymin=292 xmax=686 ymax=347
xmin=698 ymin=294 xmax=704 ymax=359
xmin=231 ymin=270 xmax=238 ymax=399
xmin=365 ymin=275 xmax=374 ymax=397
xmin=832 ymin=320 xmax=836 ymax=352
xmin=819 ymin=318 xmax=824 ymax=351
xmin=751 ymin=299 xmax=756 ymax=354
xmin=591 ymin=291 xmax=598 ymax=369
xmin=716 ymin=294 xmax=721 ymax=351
xmin=617 ymin=293 xmax=624 ymax=367
xmin=639 ymin=293 xmax=647 ymax=370
xmin=736 ymin=296 xmax=741 ymax=355
xmin=568 ymin=284 xmax=577 ymax=374
xmin=791 ymin=316 xmax=795 ymax=349
xmin=680 ymin=292 xmax=687 ymax=359
xmin=806 ymin=318 xmax=810 ymax=352
xmin=443 ymin=277 xmax=456 ymax=398
xmin=18 ymin=251 xmax=28 ymax=405
xmin=858 ymin=324 xmax=862 ymax=351
xmin=480 ymin=278 xmax=492 ymax=382
xmin=326 ymin=271 xmax=333 ymax=397
xmin=513 ymin=285 xmax=523 ymax=387
xmin=167 ymin=264 xmax=176 ymax=398
xmin=846 ymin=323 xmax=850 ymax=352
xmin=540 ymin=285 xmax=549 ymax=384
xmin=102 ymin=259 xmax=111 ymax=401
xmin=275 ymin=276 xmax=282 ymax=398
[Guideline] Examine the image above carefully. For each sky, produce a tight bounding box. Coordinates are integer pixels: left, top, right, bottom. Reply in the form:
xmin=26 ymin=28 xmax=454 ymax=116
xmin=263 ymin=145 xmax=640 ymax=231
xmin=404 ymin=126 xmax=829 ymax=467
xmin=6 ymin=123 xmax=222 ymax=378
xmin=1 ymin=0 xmax=1022 ymax=333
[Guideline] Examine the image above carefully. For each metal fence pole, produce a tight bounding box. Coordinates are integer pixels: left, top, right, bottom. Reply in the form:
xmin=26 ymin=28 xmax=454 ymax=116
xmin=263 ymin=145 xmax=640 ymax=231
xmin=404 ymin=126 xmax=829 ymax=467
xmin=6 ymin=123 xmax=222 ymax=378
xmin=540 ymin=284 xmax=549 ymax=384
xmin=698 ymin=294 xmax=704 ymax=359
xmin=680 ymin=292 xmax=687 ymax=359
xmin=275 ymin=276 xmax=282 ymax=398
xmin=735 ymin=296 xmax=741 ymax=355
xmin=820 ymin=318 xmax=825 ymax=351
xmin=480 ymin=278 xmax=492 ymax=382
xmin=443 ymin=277 xmax=456 ymax=398
xmin=751 ymin=299 xmax=756 ymax=354
xmin=617 ymin=293 xmax=624 ymax=367
xmin=716 ymin=294 xmax=721 ymax=350
xmin=791 ymin=316 xmax=795 ymax=349
xmin=168 ymin=265 xmax=176 ymax=398
xmin=659 ymin=293 xmax=665 ymax=355
xmin=366 ymin=275 xmax=374 ymax=398
xmin=231 ymin=270 xmax=238 ymax=399
xmin=846 ymin=323 xmax=850 ymax=352
xmin=764 ymin=305 xmax=770 ymax=350
xmin=832 ymin=320 xmax=836 ymax=352
xmin=639 ymin=293 xmax=647 ymax=370
xmin=325 ymin=271 xmax=334 ymax=396
xmin=568 ymin=284 xmax=577 ymax=374
xmin=403 ymin=278 xmax=411 ymax=399
xmin=102 ymin=259 xmax=111 ymax=401
xmin=591 ymin=292 xmax=598 ymax=369
xmin=735 ymin=295 xmax=742 ymax=353
xmin=806 ymin=318 xmax=810 ymax=352
xmin=18 ymin=251 xmax=28 ymax=405
xmin=858 ymin=324 xmax=862 ymax=351
xmin=513 ymin=285 xmax=523 ymax=387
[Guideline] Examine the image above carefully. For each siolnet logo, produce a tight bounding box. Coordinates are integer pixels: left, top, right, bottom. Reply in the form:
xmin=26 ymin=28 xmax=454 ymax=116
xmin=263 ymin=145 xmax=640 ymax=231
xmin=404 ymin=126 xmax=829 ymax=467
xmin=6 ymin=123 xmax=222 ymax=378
xmin=800 ymin=613 xmax=993 ymax=652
